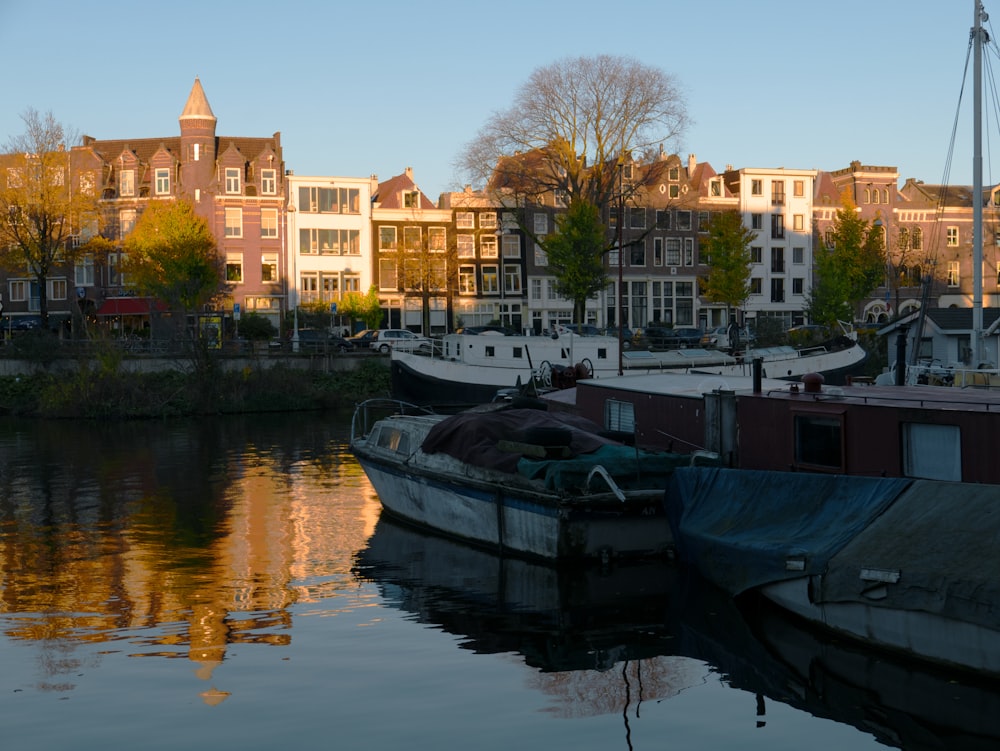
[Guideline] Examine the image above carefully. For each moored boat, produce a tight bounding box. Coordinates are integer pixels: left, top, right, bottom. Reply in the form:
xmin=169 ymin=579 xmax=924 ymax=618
xmin=349 ymin=398 xmax=721 ymax=561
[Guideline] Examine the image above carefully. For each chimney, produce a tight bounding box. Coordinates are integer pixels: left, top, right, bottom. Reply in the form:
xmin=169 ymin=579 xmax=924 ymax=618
xmin=405 ymin=166 xmax=414 ymax=181
xmin=688 ymin=153 xmax=697 ymax=173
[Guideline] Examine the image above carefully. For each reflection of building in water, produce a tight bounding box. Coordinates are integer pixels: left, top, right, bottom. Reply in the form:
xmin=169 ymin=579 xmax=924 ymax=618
xmin=0 ymin=418 xmax=379 ymax=697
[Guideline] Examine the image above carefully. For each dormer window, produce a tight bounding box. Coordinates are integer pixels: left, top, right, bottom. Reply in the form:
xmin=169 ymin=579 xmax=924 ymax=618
xmin=120 ymin=170 xmax=135 ymax=197
xmin=225 ymin=168 xmax=241 ymax=195
xmin=709 ymin=178 xmax=722 ymax=197
xmin=403 ymin=190 xmax=420 ymax=208
xmin=154 ymin=168 xmax=170 ymax=195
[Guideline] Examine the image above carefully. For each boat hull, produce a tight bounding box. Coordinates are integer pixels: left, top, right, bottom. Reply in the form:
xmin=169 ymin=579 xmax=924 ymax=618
xmin=354 ymin=448 xmax=671 ymax=561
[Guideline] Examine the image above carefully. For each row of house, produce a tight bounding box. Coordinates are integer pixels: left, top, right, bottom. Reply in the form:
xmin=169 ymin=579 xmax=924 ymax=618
xmin=6 ymin=79 xmax=1000 ymax=350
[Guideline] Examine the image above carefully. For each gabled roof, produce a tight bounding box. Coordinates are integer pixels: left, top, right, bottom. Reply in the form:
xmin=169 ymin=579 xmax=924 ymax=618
xmin=925 ymin=307 xmax=1000 ymax=331
xmin=373 ymin=168 xmax=436 ymax=209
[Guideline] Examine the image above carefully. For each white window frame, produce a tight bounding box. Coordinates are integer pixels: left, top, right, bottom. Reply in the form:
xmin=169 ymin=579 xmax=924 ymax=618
xmin=479 ymin=212 xmax=497 ymax=230
xmin=261 ymin=168 xmax=277 ymax=195
xmin=457 ymin=234 xmax=475 ymax=258
xmin=154 ymin=168 xmax=170 ymax=195
xmin=119 ymin=169 xmax=135 ymax=197
xmin=225 ymin=207 xmax=243 ymax=238
xmin=480 ymin=235 xmax=498 ymax=258
xmin=261 ymin=208 xmax=278 ymax=238
xmin=225 ymin=167 xmax=241 ymax=194
xmin=456 ymin=212 xmax=475 ymax=229
xmin=533 ymin=213 xmax=548 ymax=235
xmin=226 ymin=253 xmax=244 ymax=283
xmin=502 ymin=235 xmax=521 ymax=258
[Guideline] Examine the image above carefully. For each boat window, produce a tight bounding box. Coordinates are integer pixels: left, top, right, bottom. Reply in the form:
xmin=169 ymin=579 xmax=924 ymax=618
xmin=513 ymin=347 xmax=523 ymax=358
xmin=598 ymin=348 xmax=607 ymax=359
xmin=794 ymin=414 xmax=843 ymax=470
xmin=375 ymin=426 xmax=410 ymax=454
xmin=902 ymin=423 xmax=961 ymax=481
xmin=485 ymin=346 xmax=495 ymax=357
xmin=605 ymin=399 xmax=636 ymax=433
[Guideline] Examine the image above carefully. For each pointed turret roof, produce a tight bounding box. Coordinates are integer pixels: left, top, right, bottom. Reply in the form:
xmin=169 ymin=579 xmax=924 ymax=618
xmin=179 ymin=78 xmax=216 ymax=122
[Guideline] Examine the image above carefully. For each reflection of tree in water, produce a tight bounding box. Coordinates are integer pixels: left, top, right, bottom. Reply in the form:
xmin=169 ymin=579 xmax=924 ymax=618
xmin=0 ymin=413 xmax=373 ymax=696
xmin=529 ymin=656 xmax=709 ymax=719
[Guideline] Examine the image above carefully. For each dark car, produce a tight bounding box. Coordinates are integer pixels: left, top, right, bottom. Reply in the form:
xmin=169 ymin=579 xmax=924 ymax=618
xmin=347 ymin=329 xmax=378 ymax=347
xmin=291 ymin=328 xmax=353 ymax=353
xmin=601 ymin=325 xmax=635 ymax=350
xmin=674 ymin=327 xmax=705 ymax=348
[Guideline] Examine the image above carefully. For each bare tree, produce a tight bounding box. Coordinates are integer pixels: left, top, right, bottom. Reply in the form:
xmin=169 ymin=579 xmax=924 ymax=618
xmin=458 ymin=55 xmax=689 ymax=209
xmin=0 ymin=109 xmax=99 ymax=329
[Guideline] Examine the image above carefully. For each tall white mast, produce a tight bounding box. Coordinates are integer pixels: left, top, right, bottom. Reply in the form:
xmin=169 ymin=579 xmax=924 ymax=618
xmin=973 ymin=0 xmax=986 ymax=365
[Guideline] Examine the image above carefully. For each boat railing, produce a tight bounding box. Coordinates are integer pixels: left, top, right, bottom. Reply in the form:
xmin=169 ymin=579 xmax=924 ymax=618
xmin=351 ymin=398 xmax=436 ymax=442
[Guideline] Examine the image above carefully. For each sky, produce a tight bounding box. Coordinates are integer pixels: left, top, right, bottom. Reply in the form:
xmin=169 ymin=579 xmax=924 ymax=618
xmin=0 ymin=0 xmax=995 ymax=199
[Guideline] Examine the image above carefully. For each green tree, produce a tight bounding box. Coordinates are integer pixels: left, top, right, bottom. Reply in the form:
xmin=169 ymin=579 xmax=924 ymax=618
xmin=699 ymin=210 xmax=754 ymax=319
xmin=807 ymin=194 xmax=885 ymax=326
xmin=339 ymin=285 xmax=384 ymax=331
xmin=122 ymin=200 xmax=222 ymax=315
xmin=0 ymin=109 xmax=100 ymax=329
xmin=544 ymin=199 xmax=608 ymax=322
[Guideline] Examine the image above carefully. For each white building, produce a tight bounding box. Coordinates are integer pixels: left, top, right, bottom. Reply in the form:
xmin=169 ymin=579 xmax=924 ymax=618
xmin=726 ymin=167 xmax=817 ymax=329
xmin=285 ymin=174 xmax=375 ymax=329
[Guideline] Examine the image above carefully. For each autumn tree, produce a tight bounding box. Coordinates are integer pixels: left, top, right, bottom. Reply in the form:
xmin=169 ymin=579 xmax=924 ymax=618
xmin=0 ymin=109 xmax=100 ymax=329
xmin=544 ymin=200 xmax=608 ymax=322
xmin=807 ymin=194 xmax=885 ymax=326
xmin=389 ymin=225 xmax=456 ymax=334
xmin=699 ymin=211 xmax=755 ymax=320
xmin=339 ymin=285 xmax=384 ymax=331
xmin=122 ymin=199 xmax=223 ymax=325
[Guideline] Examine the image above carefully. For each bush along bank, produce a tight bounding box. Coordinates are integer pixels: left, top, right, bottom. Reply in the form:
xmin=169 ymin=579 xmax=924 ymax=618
xmin=0 ymin=359 xmax=392 ymax=419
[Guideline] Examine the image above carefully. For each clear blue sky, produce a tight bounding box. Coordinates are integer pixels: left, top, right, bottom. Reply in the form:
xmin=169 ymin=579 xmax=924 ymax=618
xmin=0 ymin=0 xmax=993 ymax=198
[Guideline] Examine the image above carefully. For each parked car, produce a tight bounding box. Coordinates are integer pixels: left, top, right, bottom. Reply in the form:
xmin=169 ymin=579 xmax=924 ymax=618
xmin=347 ymin=329 xmax=378 ymax=347
xmin=674 ymin=327 xmax=704 ymax=348
xmin=370 ymin=329 xmax=430 ymax=353
xmin=602 ymin=325 xmax=635 ymax=350
xmin=291 ymin=328 xmax=353 ymax=353
xmin=635 ymin=326 xmax=703 ymax=350
xmin=701 ymin=325 xmax=755 ymax=350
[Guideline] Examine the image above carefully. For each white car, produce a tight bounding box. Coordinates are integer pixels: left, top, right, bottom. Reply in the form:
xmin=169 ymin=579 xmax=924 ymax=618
xmin=370 ymin=329 xmax=430 ymax=353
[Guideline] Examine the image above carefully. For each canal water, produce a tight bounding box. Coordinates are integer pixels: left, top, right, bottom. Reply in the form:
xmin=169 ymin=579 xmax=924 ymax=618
xmin=0 ymin=412 xmax=994 ymax=750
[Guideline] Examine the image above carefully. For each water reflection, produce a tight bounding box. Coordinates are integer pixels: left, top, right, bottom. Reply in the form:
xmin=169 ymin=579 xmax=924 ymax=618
xmin=0 ymin=414 xmax=379 ymax=699
xmin=354 ymin=514 xmax=1000 ymax=751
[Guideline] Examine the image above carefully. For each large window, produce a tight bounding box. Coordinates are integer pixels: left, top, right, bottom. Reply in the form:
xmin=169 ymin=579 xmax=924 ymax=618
xmin=482 ymin=265 xmax=499 ymax=294
xmin=225 ymin=207 xmax=243 ymax=238
xmin=457 ymin=235 xmax=475 ymax=258
xmin=226 ymin=254 xmax=243 ymax=283
xmin=261 ymin=253 xmax=278 ymax=283
xmin=298 ymin=186 xmax=361 ymax=213
xmin=502 ymin=235 xmax=520 ymax=258
xmin=456 ymin=212 xmax=475 ymax=229
xmin=458 ymin=265 xmax=477 ymax=294
xmin=504 ymin=264 xmax=522 ymax=294
xmin=379 ymin=226 xmax=397 ymax=251
xmin=261 ymin=209 xmax=278 ymax=238
xmin=261 ymin=169 xmax=277 ymax=195
xmin=947 ymin=226 xmax=959 ymax=246
xmin=428 ymin=227 xmax=446 ymax=252
xmin=154 ymin=168 xmax=170 ymax=195
xmin=75 ymin=255 xmax=95 ymax=286
xmin=794 ymin=414 xmax=843 ymax=470
xmin=119 ymin=169 xmax=135 ymax=197
xmin=119 ymin=209 xmax=136 ymax=239
xmin=480 ymin=236 xmax=498 ymax=258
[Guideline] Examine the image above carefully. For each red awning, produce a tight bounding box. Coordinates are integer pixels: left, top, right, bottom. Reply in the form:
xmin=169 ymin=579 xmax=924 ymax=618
xmin=97 ymin=298 xmax=163 ymax=316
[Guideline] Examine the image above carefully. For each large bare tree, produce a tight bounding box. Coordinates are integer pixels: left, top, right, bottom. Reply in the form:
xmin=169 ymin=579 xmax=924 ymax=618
xmin=0 ymin=109 xmax=99 ymax=329
xmin=459 ymin=55 xmax=689 ymax=209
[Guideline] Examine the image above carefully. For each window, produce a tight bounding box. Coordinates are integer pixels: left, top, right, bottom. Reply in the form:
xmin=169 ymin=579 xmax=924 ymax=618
xmin=428 ymin=227 xmax=446 ymax=252
xmin=770 ymin=277 xmax=785 ymax=302
xmin=379 ymin=226 xmax=397 ymax=251
xmin=480 ymin=235 xmax=498 ymax=258
xmin=771 ymin=181 xmax=785 ymax=205
xmin=534 ymin=243 xmax=548 ymax=266
xmin=771 ymin=247 xmax=785 ymax=273
xmin=751 ymin=213 xmax=763 ymax=230
xmin=533 ymin=213 xmax=548 ymax=235
xmin=457 ymin=234 xmax=475 ymax=258
xmin=793 ymin=214 xmax=804 ymax=231
xmin=608 ymin=207 xmax=619 ymax=229
xmin=300 ymin=273 xmax=319 ymax=302
xmin=751 ymin=179 xmax=763 ymax=195
xmin=793 ymin=180 xmax=804 ymax=197
xmin=655 ymin=210 xmax=670 ymax=229
xmin=154 ymin=168 xmax=170 ymax=195
xmin=120 ymin=169 xmax=135 ymax=197
xmin=629 ymin=207 xmax=646 ymax=229
xmin=709 ymin=178 xmax=723 ymax=197
xmin=261 ymin=253 xmax=278 ymax=283
xmin=403 ymin=226 xmax=421 ymax=250
xmin=75 ymin=255 xmax=95 ymax=286
xmin=502 ymin=235 xmax=520 ymax=258
xmin=903 ymin=423 xmax=961 ymax=481
xmin=119 ymin=209 xmax=136 ymax=239
xmin=913 ymin=227 xmax=923 ymax=250
xmin=605 ymin=399 xmax=636 ymax=433
xmin=698 ymin=211 xmax=710 ymax=232
xmin=947 ymin=226 xmax=959 ymax=246
xmin=226 ymin=254 xmax=244 ymax=283
xmin=684 ymin=238 xmax=694 ymax=266
xmin=631 ymin=239 xmax=646 ymax=267
xmin=50 ymin=278 xmax=67 ymax=300
xmin=225 ymin=167 xmax=241 ymax=194
xmin=795 ymin=414 xmax=843 ymax=470
xmin=482 ymin=265 xmax=499 ymax=294
xmin=792 ymin=277 xmax=804 ymax=295
xmin=530 ymin=278 xmax=542 ymax=300
xmin=458 ymin=265 xmax=477 ymax=294
xmin=225 ymin=207 xmax=243 ymax=238
xmin=299 ymin=186 xmax=360 ymax=213
xmin=750 ymin=277 xmax=762 ymax=295
xmin=665 ymin=238 xmax=681 ymax=266
xmin=456 ymin=212 xmax=475 ymax=229
xmin=504 ymin=264 xmax=522 ymax=294
xmin=750 ymin=246 xmax=762 ymax=264
xmin=379 ymin=259 xmax=398 ymax=290
xmin=653 ymin=237 xmax=664 ymax=266
xmin=261 ymin=209 xmax=278 ymax=238
xmin=771 ymin=214 xmax=784 ymax=239
xmin=9 ymin=280 xmax=26 ymax=302
xmin=108 ymin=253 xmax=126 ymax=286
xmin=668 ymin=166 xmax=680 ymax=181
xmin=676 ymin=211 xmax=692 ymax=231
xmin=403 ymin=190 xmax=420 ymax=208
xmin=668 ymin=184 xmax=680 ymax=198
xmin=261 ymin=169 xmax=276 ymax=195
xmin=948 ymin=261 xmax=960 ymax=287
xmin=479 ymin=212 xmax=497 ymax=230
xmin=792 ymin=246 xmax=804 ymax=264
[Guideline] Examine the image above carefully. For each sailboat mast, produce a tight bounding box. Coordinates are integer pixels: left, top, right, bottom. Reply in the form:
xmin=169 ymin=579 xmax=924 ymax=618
xmin=973 ymin=0 xmax=985 ymax=365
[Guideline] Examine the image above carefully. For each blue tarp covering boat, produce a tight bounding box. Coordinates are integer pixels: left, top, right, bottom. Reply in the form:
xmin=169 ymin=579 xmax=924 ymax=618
xmin=664 ymin=467 xmax=911 ymax=595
